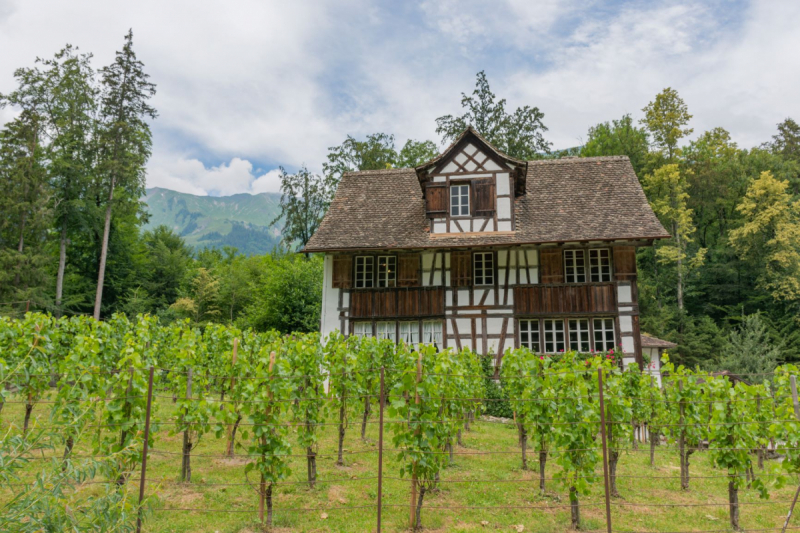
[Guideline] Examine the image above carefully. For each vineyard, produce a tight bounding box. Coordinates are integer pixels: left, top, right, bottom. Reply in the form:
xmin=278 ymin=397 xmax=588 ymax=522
xmin=1 ymin=313 xmax=800 ymax=533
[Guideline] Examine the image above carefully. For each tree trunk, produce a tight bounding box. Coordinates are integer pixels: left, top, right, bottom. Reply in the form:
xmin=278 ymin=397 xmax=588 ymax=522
xmin=93 ymin=178 xmax=115 ymax=320
xmin=227 ymin=413 xmax=241 ymax=457
xmin=14 ymin=204 xmax=26 ymax=288
xmin=260 ymin=479 xmax=273 ymax=528
xmin=520 ymin=426 xmax=528 ymax=470
xmin=728 ymin=480 xmax=740 ymax=531
xmin=539 ymin=451 xmax=547 ymax=495
xmin=447 ymin=440 xmax=454 ymax=465
xmin=609 ymin=450 xmax=620 ymax=498
xmin=181 ymin=431 xmax=192 ymax=482
xmin=360 ymin=397 xmax=370 ymax=441
xmin=56 ymin=220 xmax=68 ymax=317
xmin=457 ymin=428 xmax=463 ymax=447
xmin=465 ymin=411 xmax=471 ymax=432
xmin=569 ymin=486 xmax=581 ymax=529
xmin=337 ymin=401 xmax=346 ymax=466
xmin=23 ymin=401 xmax=33 ymax=437
xmin=62 ymin=435 xmax=74 ymax=469
xmin=675 ymin=220 xmax=684 ymax=310
xmin=631 ymin=419 xmax=638 ymax=451
xmin=757 ymin=447 xmax=764 ymax=470
xmin=414 ymin=484 xmax=426 ymax=531
xmin=650 ymin=429 xmax=657 ymax=467
xmin=307 ymin=446 xmax=317 ymax=489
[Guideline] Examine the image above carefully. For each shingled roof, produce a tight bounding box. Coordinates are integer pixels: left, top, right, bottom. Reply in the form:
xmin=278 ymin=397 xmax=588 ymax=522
xmin=304 ymin=155 xmax=670 ymax=252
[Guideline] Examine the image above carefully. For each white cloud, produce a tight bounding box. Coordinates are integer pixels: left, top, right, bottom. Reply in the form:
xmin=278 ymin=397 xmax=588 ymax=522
xmin=147 ymin=157 xmax=283 ymax=196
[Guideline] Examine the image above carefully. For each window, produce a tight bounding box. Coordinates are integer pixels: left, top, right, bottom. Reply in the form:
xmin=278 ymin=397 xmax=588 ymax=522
xmin=400 ymin=322 xmax=419 ymax=345
xmin=355 ymin=256 xmax=374 ymax=288
xmin=353 ymin=322 xmax=372 ymax=337
xmin=564 ymin=250 xmax=586 ymax=283
xmin=519 ymin=319 xmax=540 ymax=352
xmin=568 ymin=319 xmax=591 ymax=352
xmin=473 ymin=252 xmax=494 ymax=286
xmin=589 ymin=249 xmax=611 ymax=282
xmin=593 ymin=318 xmax=616 ymax=352
xmin=377 ymin=321 xmax=396 ymax=342
xmin=543 ymin=319 xmax=565 ymax=353
xmin=422 ymin=321 xmax=442 ymax=346
xmin=377 ymin=256 xmax=396 ymax=287
xmin=450 ymin=184 xmax=470 ymax=216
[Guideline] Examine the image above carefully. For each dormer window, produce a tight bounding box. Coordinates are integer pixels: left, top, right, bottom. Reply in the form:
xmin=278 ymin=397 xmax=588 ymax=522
xmin=450 ymin=184 xmax=470 ymax=216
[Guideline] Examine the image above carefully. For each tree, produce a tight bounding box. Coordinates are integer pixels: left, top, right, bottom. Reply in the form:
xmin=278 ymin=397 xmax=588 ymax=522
xmin=93 ymin=30 xmax=157 ymax=319
xmin=396 ymin=139 xmax=439 ymax=168
xmin=729 ymin=171 xmax=800 ymax=302
xmin=169 ymin=268 xmax=221 ymax=325
xmin=436 ymin=71 xmax=550 ymax=160
xmin=0 ymin=113 xmax=51 ymax=308
xmin=140 ymin=225 xmax=193 ymax=311
xmin=322 ymin=132 xmax=397 ymax=187
xmin=769 ymin=117 xmax=800 ymax=163
xmin=271 ymin=166 xmax=331 ymax=251
xmin=718 ymin=313 xmax=781 ymax=376
xmin=36 ymin=46 xmax=98 ymax=315
xmin=641 ymin=87 xmax=693 ymax=162
xmin=581 ymin=114 xmax=650 ymax=175
xmin=643 ymin=164 xmax=706 ymax=309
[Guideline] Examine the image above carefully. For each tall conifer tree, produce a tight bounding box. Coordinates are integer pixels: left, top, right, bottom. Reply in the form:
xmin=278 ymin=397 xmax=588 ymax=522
xmin=93 ymin=30 xmax=156 ymax=319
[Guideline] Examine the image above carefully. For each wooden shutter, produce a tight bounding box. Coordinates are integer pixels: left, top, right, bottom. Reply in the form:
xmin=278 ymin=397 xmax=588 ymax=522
xmin=426 ymin=183 xmax=447 ymax=218
xmin=450 ymin=251 xmax=472 ymax=287
xmin=398 ymin=254 xmax=421 ymax=287
xmin=472 ymin=178 xmax=495 ymax=217
xmin=613 ymin=246 xmax=637 ymax=280
xmin=539 ymin=249 xmax=564 ymax=284
xmin=332 ymin=255 xmax=353 ymax=288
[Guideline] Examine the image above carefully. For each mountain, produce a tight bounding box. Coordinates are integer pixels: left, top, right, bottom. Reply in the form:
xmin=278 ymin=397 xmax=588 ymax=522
xmin=143 ymin=188 xmax=284 ymax=255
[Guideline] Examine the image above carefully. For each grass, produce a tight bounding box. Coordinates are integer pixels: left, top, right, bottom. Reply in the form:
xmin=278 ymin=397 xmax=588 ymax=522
xmin=1 ymin=394 xmax=798 ymax=533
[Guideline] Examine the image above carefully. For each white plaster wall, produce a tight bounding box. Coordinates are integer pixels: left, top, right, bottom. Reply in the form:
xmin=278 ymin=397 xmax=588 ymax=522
xmin=320 ymin=255 xmax=341 ymax=340
xmin=456 ymin=318 xmax=471 ymax=334
xmin=487 ymin=317 xmax=504 ymax=334
xmin=433 ymin=176 xmax=446 ymax=183
xmin=457 ymin=289 xmax=470 ymax=305
xmin=497 ymin=198 xmax=512 ymax=219
xmin=433 ymin=221 xmax=446 ymax=233
xmin=618 ymin=284 xmax=632 ymax=304
xmin=619 ymin=315 xmax=633 ymax=334
xmin=496 ymin=173 xmax=510 ymax=194
xmin=498 ymin=220 xmax=512 ymax=232
xmin=484 ymin=159 xmax=502 ymax=171
xmin=622 ymin=336 xmax=635 ymax=353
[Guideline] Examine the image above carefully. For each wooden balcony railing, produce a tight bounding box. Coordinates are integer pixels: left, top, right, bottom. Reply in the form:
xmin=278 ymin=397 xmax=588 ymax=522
xmin=514 ymin=283 xmax=617 ymax=315
xmin=350 ymin=287 xmax=445 ymax=319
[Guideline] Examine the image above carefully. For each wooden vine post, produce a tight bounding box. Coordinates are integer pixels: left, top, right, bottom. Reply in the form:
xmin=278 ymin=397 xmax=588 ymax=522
xmin=259 ymin=350 xmax=276 ymax=528
xmin=783 ymin=375 xmax=800 ymax=533
xmin=226 ymin=338 xmax=239 ymax=457
xmin=181 ymin=367 xmax=193 ymax=482
xmin=410 ymin=351 xmax=422 ymax=529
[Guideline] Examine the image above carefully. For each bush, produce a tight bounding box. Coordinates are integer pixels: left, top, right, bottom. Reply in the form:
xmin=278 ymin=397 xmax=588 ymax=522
xmin=480 ymin=355 xmax=513 ymax=418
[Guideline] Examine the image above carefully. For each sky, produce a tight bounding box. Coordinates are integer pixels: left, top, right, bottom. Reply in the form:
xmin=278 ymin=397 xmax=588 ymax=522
xmin=1 ymin=0 xmax=798 ymax=197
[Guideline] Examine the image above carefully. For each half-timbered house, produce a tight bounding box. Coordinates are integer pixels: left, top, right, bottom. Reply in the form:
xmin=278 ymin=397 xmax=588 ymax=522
xmin=304 ymin=127 xmax=671 ymax=369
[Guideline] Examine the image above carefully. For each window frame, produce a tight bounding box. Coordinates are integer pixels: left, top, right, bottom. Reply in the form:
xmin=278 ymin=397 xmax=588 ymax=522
xmin=564 ymin=249 xmax=587 ymax=283
xmin=399 ymin=321 xmax=419 ymax=345
xmin=543 ymin=318 xmax=566 ymax=353
xmin=354 ymin=255 xmax=375 ymax=289
xmin=377 ymin=255 xmax=397 ymax=288
xmin=473 ymin=251 xmax=495 ymax=286
xmin=352 ymin=321 xmax=372 ymax=338
xmin=519 ymin=319 xmax=540 ymax=353
xmin=376 ymin=321 xmax=396 ymax=342
xmin=450 ymin=183 xmax=470 ymax=217
xmin=593 ymin=317 xmax=616 ymax=352
xmin=422 ymin=320 xmax=443 ymax=347
xmin=568 ymin=318 xmax=591 ymax=352
xmin=589 ymin=248 xmax=612 ymax=282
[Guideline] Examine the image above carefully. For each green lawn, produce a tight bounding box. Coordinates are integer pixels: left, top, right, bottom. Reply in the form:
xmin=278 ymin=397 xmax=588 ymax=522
xmin=1 ymin=395 xmax=797 ymax=533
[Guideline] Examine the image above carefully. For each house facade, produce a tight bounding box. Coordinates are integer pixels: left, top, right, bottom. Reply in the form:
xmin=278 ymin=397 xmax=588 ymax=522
xmin=304 ymin=128 xmax=670 ymax=369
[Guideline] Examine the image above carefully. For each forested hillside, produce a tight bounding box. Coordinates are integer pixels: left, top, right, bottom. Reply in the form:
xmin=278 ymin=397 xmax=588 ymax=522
xmin=143 ymin=188 xmax=283 ymax=255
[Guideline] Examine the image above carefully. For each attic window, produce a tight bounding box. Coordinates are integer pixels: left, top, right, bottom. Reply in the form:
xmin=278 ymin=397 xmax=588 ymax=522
xmin=450 ymin=184 xmax=469 ymax=216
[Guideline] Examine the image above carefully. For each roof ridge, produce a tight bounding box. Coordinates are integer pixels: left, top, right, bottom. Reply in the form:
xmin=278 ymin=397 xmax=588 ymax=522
xmin=527 ymin=155 xmax=631 ymax=165
xmin=342 ymin=168 xmax=416 ymax=176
